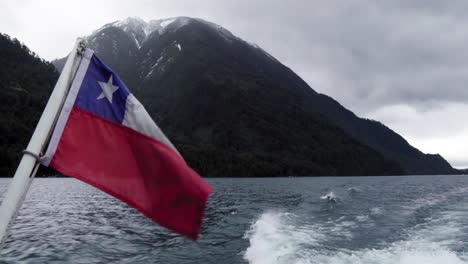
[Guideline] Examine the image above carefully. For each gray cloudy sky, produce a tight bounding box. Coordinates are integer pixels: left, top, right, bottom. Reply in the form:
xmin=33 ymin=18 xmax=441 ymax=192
xmin=1 ymin=0 xmax=467 ymax=168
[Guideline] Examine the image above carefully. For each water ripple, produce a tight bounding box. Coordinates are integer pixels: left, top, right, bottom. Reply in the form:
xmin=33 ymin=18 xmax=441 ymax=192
xmin=1 ymin=176 xmax=468 ymax=263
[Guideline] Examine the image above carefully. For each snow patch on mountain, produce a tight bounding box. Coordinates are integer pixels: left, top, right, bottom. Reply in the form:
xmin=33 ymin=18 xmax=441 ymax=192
xmin=160 ymin=18 xmax=176 ymax=29
xmin=130 ymin=32 xmax=141 ymax=48
xmin=174 ymin=42 xmax=182 ymax=51
xmin=144 ymin=51 xmax=167 ymax=79
xmin=114 ymin=17 xmax=146 ymax=29
xmin=91 ymin=16 xmax=237 ymax=49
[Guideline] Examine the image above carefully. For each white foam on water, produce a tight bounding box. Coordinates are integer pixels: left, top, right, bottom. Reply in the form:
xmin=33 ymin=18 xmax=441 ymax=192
xmin=347 ymin=187 xmax=361 ymax=193
xmin=313 ymin=242 xmax=467 ymax=264
xmin=243 ymin=211 xmax=325 ymax=264
xmin=355 ymin=215 xmax=369 ymax=222
xmin=244 ymin=209 xmax=468 ymax=264
xmin=370 ymin=207 xmax=384 ymax=216
xmin=320 ymin=191 xmax=337 ymax=200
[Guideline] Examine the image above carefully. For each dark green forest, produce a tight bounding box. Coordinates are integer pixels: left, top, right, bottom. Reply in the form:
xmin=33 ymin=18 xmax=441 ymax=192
xmin=0 ymin=33 xmax=58 ymax=176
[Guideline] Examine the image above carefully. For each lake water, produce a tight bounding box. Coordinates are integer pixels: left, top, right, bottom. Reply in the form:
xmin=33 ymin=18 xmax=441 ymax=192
xmin=1 ymin=176 xmax=468 ymax=263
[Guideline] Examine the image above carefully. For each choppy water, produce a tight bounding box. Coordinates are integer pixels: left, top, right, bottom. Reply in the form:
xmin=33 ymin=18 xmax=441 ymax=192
xmin=1 ymin=176 xmax=468 ymax=263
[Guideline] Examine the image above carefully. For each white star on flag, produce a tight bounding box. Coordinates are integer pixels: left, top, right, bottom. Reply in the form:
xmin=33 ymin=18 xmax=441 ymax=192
xmin=97 ymin=75 xmax=119 ymax=103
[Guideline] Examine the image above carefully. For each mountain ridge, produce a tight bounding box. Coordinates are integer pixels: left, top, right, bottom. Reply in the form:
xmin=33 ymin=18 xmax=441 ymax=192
xmin=49 ymin=16 xmax=457 ymax=175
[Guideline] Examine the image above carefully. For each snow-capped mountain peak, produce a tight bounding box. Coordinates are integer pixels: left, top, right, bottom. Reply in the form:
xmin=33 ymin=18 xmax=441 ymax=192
xmin=91 ymin=17 xmax=235 ymax=49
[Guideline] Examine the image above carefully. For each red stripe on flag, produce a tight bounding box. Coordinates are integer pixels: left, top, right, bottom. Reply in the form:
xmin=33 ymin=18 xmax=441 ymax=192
xmin=50 ymin=106 xmax=212 ymax=240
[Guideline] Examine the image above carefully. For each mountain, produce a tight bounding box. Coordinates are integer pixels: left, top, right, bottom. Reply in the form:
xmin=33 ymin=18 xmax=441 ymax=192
xmin=306 ymin=95 xmax=456 ymax=175
xmin=50 ymin=17 xmax=456 ymax=176
xmin=0 ymin=33 xmax=58 ymax=176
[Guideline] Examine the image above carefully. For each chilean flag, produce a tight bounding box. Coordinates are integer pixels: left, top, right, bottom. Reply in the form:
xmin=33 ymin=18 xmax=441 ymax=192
xmin=41 ymin=48 xmax=212 ymax=240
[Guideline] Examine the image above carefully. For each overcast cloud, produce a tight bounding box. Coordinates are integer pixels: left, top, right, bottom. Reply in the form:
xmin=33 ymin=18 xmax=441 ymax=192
xmin=1 ymin=0 xmax=467 ymax=168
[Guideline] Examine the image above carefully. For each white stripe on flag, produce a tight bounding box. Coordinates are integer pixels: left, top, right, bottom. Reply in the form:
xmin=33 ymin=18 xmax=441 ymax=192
xmin=122 ymin=94 xmax=180 ymax=155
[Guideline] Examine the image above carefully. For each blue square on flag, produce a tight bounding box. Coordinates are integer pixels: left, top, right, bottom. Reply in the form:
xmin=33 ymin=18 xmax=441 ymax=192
xmin=75 ymin=55 xmax=130 ymax=123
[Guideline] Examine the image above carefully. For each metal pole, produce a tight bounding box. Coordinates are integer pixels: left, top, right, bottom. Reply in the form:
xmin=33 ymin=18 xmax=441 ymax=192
xmin=0 ymin=39 xmax=85 ymax=247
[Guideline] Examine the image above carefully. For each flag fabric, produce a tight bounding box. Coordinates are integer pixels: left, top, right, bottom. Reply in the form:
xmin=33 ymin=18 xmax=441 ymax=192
xmin=42 ymin=48 xmax=212 ymax=240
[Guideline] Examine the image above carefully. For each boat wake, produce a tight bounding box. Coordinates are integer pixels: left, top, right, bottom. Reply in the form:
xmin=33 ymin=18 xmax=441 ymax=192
xmin=243 ymin=209 xmax=468 ymax=264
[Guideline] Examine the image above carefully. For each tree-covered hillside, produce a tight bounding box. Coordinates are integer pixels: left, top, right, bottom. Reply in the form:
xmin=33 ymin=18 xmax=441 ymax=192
xmin=57 ymin=17 xmax=404 ymax=176
xmin=0 ymin=33 xmax=58 ymax=176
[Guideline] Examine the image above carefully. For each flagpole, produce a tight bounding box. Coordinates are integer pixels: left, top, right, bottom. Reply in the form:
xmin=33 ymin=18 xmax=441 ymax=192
xmin=0 ymin=39 xmax=86 ymax=247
